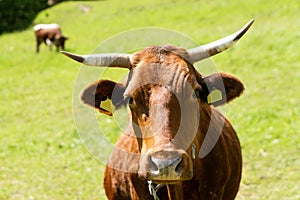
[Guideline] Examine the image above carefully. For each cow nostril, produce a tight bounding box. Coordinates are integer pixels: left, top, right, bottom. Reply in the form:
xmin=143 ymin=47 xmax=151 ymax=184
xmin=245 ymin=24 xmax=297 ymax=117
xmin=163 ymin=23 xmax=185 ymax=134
xmin=175 ymin=159 xmax=183 ymax=174
xmin=149 ymin=157 xmax=159 ymax=173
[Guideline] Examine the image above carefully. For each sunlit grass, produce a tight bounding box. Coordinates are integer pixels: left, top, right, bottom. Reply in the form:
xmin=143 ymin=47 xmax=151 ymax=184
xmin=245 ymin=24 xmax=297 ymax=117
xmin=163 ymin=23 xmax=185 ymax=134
xmin=0 ymin=0 xmax=299 ymax=199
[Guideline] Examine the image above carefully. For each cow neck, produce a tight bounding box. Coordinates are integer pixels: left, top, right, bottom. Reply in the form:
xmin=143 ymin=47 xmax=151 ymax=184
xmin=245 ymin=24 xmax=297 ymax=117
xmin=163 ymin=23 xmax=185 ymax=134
xmin=147 ymin=181 xmax=183 ymax=200
xmin=147 ymin=180 xmax=164 ymax=200
xmin=166 ymin=184 xmax=183 ymax=200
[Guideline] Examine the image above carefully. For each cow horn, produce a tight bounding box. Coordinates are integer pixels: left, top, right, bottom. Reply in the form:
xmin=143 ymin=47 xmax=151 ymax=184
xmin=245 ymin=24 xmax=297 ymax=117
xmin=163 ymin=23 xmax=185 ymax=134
xmin=61 ymin=51 xmax=132 ymax=69
xmin=188 ymin=19 xmax=254 ymax=63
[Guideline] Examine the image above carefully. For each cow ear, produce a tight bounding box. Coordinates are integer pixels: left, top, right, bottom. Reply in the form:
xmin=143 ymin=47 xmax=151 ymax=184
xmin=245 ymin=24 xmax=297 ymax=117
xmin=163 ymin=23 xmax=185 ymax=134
xmin=200 ymin=72 xmax=244 ymax=106
xmin=80 ymin=80 xmax=126 ymax=116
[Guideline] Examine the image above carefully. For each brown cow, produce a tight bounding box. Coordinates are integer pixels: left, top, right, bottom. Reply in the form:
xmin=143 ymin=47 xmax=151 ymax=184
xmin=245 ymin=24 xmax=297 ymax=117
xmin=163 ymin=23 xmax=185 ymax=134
xmin=33 ymin=24 xmax=68 ymax=53
xmin=63 ymin=20 xmax=254 ymax=200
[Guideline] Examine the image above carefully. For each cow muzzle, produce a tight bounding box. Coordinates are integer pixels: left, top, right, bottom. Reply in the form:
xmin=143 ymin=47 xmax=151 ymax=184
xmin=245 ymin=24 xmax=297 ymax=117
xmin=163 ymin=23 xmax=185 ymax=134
xmin=139 ymin=149 xmax=193 ymax=183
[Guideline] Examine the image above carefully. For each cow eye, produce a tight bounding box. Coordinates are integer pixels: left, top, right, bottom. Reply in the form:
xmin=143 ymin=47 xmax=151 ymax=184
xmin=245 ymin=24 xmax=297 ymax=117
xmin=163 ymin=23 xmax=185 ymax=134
xmin=125 ymin=96 xmax=134 ymax=105
xmin=192 ymin=89 xmax=201 ymax=99
xmin=129 ymin=97 xmax=134 ymax=105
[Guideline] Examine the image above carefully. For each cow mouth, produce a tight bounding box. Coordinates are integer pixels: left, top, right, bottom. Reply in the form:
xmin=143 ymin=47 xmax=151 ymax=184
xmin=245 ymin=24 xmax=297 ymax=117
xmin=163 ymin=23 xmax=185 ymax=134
xmin=150 ymin=180 xmax=181 ymax=185
xmin=139 ymin=166 xmax=193 ymax=183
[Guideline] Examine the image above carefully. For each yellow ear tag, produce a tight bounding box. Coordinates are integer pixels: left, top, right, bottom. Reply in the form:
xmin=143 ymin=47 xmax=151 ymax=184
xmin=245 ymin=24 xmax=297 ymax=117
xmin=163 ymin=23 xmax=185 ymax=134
xmin=99 ymin=99 xmax=113 ymax=115
xmin=207 ymin=89 xmax=222 ymax=104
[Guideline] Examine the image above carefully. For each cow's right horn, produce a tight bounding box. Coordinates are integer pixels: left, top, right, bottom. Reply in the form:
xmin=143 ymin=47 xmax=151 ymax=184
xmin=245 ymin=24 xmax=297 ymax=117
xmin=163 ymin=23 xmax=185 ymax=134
xmin=61 ymin=51 xmax=132 ymax=69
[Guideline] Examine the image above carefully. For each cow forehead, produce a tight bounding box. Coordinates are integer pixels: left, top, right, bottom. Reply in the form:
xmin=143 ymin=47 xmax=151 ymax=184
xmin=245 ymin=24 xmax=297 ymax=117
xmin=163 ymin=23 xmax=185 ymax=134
xmin=125 ymin=46 xmax=199 ymax=97
xmin=133 ymin=45 xmax=190 ymax=62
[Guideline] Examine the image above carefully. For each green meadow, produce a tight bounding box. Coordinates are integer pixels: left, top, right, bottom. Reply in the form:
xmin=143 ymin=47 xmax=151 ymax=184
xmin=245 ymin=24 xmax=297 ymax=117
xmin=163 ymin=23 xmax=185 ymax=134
xmin=0 ymin=0 xmax=299 ymax=199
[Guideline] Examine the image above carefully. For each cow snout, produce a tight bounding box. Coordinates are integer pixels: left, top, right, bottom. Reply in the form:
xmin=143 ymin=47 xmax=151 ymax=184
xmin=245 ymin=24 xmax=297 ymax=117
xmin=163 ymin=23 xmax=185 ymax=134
xmin=139 ymin=149 xmax=193 ymax=183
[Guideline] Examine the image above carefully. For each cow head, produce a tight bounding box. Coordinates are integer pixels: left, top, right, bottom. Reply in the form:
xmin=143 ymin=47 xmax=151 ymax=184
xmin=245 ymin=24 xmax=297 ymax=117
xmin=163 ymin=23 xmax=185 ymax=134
xmin=54 ymin=36 xmax=68 ymax=51
xmin=62 ymin=20 xmax=253 ymax=183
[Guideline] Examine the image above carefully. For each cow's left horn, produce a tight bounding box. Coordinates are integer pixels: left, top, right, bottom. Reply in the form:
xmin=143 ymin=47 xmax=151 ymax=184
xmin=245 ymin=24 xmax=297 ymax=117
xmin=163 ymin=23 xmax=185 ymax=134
xmin=61 ymin=51 xmax=132 ymax=69
xmin=188 ymin=19 xmax=254 ymax=63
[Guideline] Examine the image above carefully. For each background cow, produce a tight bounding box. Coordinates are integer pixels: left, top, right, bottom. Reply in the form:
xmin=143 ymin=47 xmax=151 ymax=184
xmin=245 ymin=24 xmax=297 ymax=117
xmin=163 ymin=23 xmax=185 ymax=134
xmin=33 ymin=23 xmax=68 ymax=53
xmin=63 ymin=20 xmax=254 ymax=199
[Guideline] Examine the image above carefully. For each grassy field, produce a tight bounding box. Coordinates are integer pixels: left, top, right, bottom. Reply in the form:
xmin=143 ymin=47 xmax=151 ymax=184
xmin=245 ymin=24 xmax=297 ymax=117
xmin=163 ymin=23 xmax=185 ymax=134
xmin=0 ymin=0 xmax=299 ymax=199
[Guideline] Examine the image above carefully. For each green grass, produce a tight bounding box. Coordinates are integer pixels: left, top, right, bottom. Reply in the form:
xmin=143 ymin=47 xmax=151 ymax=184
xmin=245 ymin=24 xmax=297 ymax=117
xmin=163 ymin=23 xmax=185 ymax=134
xmin=0 ymin=0 xmax=299 ymax=199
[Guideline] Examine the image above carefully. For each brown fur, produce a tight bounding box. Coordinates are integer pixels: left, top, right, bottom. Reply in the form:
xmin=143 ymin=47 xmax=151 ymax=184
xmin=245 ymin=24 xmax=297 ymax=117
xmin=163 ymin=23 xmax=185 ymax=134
xmin=34 ymin=25 xmax=68 ymax=53
xmin=81 ymin=45 xmax=244 ymax=199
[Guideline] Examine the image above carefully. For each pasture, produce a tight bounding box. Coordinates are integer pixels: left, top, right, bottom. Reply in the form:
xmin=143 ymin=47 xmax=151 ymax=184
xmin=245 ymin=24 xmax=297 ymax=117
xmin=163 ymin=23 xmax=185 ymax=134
xmin=0 ymin=0 xmax=299 ymax=199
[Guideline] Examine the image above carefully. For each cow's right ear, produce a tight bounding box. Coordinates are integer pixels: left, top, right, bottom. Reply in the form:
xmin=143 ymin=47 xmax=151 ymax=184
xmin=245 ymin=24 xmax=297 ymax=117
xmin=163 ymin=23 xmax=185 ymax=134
xmin=80 ymin=80 xmax=126 ymax=116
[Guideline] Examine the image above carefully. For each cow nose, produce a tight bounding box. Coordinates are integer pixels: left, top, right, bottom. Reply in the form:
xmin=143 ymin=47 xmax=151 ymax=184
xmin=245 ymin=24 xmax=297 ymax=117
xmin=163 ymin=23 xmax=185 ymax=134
xmin=150 ymin=150 xmax=183 ymax=175
xmin=140 ymin=149 xmax=193 ymax=182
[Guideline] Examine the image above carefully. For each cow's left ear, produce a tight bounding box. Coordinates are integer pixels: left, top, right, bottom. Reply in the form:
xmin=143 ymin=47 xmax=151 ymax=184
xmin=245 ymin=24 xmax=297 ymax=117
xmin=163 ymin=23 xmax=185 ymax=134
xmin=200 ymin=72 xmax=244 ymax=106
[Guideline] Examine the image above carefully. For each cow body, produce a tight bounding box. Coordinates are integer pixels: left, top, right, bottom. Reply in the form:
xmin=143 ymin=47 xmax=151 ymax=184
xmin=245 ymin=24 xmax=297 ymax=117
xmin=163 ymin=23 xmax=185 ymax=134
xmin=62 ymin=20 xmax=254 ymax=200
xmin=105 ymin=115 xmax=242 ymax=200
xmin=102 ymin=46 xmax=242 ymax=200
xmin=33 ymin=23 xmax=67 ymax=53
